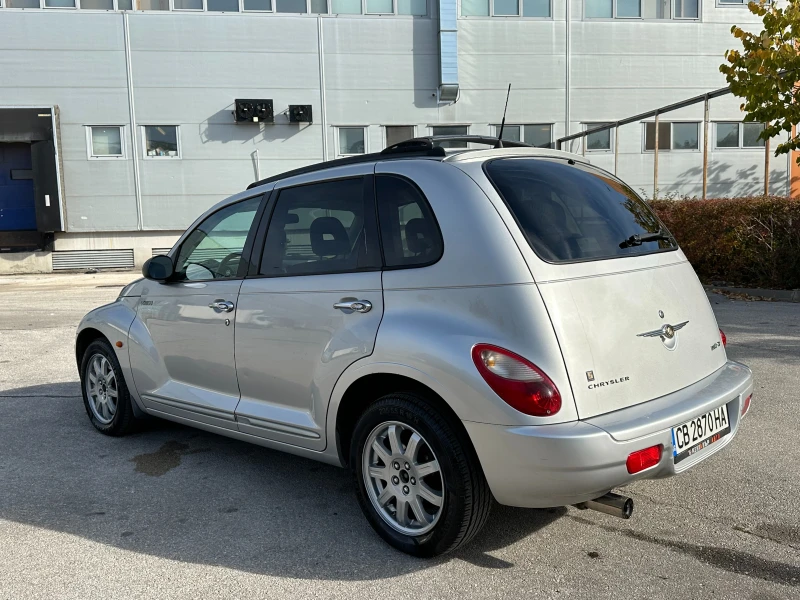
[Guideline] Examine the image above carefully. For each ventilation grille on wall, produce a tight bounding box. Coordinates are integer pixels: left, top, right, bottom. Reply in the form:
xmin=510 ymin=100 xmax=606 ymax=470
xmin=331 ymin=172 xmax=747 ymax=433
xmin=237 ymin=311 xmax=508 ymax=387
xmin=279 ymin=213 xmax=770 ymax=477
xmin=152 ymin=247 xmax=172 ymax=257
xmin=52 ymin=249 xmax=135 ymax=271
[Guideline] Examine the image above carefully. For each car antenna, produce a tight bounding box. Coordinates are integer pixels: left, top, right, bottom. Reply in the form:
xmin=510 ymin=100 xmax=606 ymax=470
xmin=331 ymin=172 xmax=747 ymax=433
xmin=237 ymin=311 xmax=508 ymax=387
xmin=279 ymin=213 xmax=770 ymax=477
xmin=495 ymin=84 xmax=512 ymax=149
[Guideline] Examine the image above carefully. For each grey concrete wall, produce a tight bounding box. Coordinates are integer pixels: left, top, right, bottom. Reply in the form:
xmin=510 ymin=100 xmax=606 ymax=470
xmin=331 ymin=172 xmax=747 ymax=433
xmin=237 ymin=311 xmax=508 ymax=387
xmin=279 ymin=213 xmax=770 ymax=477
xmin=0 ymin=0 xmax=788 ymax=242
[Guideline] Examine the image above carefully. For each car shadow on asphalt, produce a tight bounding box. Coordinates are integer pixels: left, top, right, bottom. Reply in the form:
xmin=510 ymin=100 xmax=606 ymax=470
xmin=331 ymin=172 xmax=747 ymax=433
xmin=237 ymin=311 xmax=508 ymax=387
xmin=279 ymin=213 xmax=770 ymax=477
xmin=0 ymin=381 xmax=564 ymax=579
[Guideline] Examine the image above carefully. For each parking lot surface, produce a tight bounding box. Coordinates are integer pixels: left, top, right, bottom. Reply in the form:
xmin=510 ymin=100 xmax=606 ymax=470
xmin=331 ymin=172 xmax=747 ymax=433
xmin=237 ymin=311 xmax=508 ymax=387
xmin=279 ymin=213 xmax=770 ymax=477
xmin=0 ymin=272 xmax=798 ymax=599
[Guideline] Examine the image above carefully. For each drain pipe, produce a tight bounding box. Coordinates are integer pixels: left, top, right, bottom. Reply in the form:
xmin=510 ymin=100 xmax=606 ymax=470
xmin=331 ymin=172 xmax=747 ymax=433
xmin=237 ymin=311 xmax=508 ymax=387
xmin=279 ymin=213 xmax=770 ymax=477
xmin=317 ymin=16 xmax=329 ymax=161
xmin=123 ymin=12 xmax=143 ymax=231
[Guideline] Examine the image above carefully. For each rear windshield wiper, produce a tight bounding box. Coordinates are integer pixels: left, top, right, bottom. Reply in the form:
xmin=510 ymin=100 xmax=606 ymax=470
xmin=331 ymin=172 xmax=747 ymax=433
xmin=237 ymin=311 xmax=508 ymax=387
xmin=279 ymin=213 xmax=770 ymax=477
xmin=619 ymin=231 xmax=672 ymax=248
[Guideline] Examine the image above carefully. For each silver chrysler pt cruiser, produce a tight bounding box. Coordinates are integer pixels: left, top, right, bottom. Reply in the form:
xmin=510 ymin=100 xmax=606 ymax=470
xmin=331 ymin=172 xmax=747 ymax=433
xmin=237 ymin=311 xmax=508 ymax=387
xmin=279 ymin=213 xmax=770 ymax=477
xmin=76 ymin=137 xmax=754 ymax=557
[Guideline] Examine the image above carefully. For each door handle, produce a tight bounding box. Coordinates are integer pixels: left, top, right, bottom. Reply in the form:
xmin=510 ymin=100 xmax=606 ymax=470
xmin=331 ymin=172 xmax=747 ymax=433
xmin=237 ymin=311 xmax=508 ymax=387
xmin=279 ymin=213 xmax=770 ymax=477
xmin=208 ymin=299 xmax=235 ymax=312
xmin=333 ymin=299 xmax=373 ymax=313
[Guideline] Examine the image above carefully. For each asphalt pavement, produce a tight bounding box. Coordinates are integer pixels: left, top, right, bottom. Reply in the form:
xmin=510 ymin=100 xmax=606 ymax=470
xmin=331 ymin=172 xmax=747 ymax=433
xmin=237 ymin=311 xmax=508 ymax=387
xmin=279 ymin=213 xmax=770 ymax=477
xmin=0 ymin=272 xmax=798 ymax=599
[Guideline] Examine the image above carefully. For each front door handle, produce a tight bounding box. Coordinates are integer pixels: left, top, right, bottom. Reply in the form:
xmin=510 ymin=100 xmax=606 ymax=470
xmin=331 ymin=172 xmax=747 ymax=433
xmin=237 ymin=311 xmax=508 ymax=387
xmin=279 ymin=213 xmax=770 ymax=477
xmin=333 ymin=299 xmax=373 ymax=313
xmin=208 ymin=299 xmax=235 ymax=312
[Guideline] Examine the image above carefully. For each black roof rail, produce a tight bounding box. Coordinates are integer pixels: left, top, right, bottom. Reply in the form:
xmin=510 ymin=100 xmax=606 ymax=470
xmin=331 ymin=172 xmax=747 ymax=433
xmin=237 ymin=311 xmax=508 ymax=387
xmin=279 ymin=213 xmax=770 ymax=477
xmin=246 ymin=146 xmax=445 ymax=190
xmin=246 ymin=135 xmax=533 ymax=190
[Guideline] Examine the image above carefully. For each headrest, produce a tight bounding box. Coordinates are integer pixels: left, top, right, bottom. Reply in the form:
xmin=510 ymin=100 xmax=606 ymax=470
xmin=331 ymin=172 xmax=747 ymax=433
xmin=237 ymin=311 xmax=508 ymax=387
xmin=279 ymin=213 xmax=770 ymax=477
xmin=310 ymin=217 xmax=349 ymax=257
xmin=405 ymin=218 xmax=431 ymax=255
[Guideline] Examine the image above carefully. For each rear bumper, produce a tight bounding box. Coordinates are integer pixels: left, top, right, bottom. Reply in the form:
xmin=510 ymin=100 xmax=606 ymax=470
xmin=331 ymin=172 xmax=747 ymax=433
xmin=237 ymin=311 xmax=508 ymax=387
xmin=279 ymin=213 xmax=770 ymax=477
xmin=464 ymin=361 xmax=753 ymax=508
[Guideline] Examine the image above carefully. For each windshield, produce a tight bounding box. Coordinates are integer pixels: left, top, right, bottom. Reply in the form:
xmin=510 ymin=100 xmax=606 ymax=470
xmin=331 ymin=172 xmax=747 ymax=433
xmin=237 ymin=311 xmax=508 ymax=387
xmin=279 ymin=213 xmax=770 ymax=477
xmin=485 ymin=158 xmax=677 ymax=263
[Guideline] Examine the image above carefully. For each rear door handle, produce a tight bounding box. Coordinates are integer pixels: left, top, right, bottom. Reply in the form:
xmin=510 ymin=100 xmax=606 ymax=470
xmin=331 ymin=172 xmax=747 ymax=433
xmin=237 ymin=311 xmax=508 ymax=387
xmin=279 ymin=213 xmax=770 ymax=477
xmin=208 ymin=299 xmax=235 ymax=312
xmin=333 ymin=299 xmax=372 ymax=313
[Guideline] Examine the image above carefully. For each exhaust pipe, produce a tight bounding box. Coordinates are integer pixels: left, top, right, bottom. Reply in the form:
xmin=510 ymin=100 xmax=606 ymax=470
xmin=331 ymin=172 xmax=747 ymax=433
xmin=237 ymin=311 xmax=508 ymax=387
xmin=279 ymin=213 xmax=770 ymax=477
xmin=575 ymin=492 xmax=634 ymax=519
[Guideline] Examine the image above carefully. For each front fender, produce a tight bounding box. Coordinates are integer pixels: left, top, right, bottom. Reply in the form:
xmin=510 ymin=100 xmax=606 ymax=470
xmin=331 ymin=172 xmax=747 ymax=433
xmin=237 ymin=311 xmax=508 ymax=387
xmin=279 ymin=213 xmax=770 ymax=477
xmin=76 ymin=298 xmax=142 ymax=407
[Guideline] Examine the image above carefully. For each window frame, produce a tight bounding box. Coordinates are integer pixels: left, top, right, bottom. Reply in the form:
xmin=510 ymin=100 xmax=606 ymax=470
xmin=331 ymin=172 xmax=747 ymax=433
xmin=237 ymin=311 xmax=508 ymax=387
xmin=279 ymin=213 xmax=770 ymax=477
xmin=641 ymin=120 xmax=701 ymax=153
xmin=459 ymin=0 xmax=552 ymax=18
xmin=170 ymin=194 xmax=267 ymax=284
xmin=85 ymin=125 xmax=126 ymax=160
xmin=583 ymin=122 xmax=614 ymax=153
xmin=583 ymin=0 xmax=702 ymax=21
xmin=375 ymin=173 xmax=445 ymax=271
xmin=383 ymin=125 xmax=417 ymax=148
xmin=141 ymin=125 xmax=182 ymax=160
xmin=713 ymin=121 xmax=766 ymax=150
xmin=492 ymin=123 xmax=554 ymax=148
xmin=336 ymin=126 xmax=368 ymax=157
xmin=251 ymin=175 xmax=383 ymax=279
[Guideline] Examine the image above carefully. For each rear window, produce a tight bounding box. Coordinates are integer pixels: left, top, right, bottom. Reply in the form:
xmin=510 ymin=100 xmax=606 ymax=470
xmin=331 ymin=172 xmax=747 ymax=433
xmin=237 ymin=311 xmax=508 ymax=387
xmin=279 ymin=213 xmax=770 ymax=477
xmin=485 ymin=158 xmax=677 ymax=263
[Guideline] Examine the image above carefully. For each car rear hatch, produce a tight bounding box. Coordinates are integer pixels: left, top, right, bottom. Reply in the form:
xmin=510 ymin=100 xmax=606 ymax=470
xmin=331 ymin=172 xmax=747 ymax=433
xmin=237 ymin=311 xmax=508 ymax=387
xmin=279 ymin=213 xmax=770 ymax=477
xmin=480 ymin=156 xmax=727 ymax=419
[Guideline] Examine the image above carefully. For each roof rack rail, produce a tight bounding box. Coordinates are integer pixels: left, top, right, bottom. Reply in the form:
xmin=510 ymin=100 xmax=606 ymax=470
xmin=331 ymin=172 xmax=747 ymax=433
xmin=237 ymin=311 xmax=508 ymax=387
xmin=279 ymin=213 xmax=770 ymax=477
xmin=246 ymin=135 xmax=532 ymax=190
xmin=382 ymin=135 xmax=533 ymax=154
xmin=246 ymin=146 xmax=444 ymax=190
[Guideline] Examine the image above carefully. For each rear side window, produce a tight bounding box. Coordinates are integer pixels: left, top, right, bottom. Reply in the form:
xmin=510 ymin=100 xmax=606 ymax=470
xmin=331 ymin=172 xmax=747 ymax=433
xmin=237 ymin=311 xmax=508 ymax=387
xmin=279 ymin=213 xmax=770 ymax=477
xmin=376 ymin=175 xmax=443 ymax=268
xmin=485 ymin=158 xmax=677 ymax=263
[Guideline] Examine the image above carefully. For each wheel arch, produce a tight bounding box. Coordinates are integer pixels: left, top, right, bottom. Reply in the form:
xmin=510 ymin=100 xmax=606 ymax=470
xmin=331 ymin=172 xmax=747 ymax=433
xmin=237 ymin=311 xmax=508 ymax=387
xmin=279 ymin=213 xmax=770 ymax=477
xmin=332 ymin=369 xmax=473 ymax=468
xmin=76 ymin=327 xmax=108 ymax=368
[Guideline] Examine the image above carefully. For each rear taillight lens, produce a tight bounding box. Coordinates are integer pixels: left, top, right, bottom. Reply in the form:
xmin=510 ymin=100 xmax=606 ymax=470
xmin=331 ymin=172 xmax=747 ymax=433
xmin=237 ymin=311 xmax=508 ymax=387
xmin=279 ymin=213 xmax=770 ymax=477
xmin=720 ymin=329 xmax=727 ymax=347
xmin=471 ymin=344 xmax=561 ymax=416
xmin=626 ymin=444 xmax=663 ymax=474
xmin=741 ymin=393 xmax=752 ymax=416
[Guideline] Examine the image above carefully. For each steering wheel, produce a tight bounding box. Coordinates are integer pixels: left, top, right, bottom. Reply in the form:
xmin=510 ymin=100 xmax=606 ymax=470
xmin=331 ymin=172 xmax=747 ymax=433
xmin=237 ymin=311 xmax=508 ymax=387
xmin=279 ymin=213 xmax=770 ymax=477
xmin=217 ymin=252 xmax=243 ymax=278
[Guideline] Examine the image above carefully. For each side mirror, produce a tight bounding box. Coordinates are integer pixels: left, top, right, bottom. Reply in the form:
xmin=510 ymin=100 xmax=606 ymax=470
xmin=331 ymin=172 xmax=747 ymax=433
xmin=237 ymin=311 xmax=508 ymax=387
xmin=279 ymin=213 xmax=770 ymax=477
xmin=142 ymin=255 xmax=174 ymax=282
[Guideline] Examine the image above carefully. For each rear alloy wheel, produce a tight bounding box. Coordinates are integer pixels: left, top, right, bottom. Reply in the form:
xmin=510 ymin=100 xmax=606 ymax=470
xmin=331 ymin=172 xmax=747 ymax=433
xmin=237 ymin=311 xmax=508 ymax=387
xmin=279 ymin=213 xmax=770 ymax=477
xmin=351 ymin=393 xmax=492 ymax=557
xmin=80 ymin=339 xmax=138 ymax=436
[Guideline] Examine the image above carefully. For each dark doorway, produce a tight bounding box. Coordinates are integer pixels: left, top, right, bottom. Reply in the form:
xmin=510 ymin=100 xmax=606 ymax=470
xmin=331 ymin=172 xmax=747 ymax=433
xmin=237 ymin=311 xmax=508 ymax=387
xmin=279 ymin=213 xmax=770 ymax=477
xmin=0 ymin=142 xmax=36 ymax=231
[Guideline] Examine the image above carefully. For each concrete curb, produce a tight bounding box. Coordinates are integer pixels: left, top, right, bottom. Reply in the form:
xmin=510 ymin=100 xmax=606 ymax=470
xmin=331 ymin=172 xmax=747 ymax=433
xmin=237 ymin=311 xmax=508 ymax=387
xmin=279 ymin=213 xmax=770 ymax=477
xmin=705 ymin=285 xmax=800 ymax=303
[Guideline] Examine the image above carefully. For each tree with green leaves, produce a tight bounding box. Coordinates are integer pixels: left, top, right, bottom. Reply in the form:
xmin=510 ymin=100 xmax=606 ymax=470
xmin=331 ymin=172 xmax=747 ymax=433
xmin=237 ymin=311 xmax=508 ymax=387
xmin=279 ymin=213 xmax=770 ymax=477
xmin=720 ymin=0 xmax=800 ymax=163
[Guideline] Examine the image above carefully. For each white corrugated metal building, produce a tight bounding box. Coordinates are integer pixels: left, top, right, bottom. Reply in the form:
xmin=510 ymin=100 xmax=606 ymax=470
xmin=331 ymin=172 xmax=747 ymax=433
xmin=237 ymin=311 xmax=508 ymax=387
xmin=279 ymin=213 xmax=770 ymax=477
xmin=0 ymin=0 xmax=784 ymax=272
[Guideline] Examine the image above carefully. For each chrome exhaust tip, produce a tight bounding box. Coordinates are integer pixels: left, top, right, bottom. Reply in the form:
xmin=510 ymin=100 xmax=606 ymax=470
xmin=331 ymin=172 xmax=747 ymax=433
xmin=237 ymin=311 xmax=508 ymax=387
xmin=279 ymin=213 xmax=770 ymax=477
xmin=575 ymin=492 xmax=634 ymax=519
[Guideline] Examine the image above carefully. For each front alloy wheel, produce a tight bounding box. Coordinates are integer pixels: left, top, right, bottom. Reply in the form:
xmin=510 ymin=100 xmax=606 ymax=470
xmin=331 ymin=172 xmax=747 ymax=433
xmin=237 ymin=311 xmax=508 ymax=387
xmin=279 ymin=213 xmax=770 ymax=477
xmin=85 ymin=353 xmax=119 ymax=425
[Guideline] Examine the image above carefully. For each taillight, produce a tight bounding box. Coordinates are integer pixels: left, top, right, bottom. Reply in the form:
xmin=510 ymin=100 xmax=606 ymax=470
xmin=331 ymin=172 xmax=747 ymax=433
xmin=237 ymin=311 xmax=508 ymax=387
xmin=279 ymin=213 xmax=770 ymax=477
xmin=626 ymin=444 xmax=663 ymax=474
xmin=720 ymin=329 xmax=727 ymax=347
xmin=741 ymin=393 xmax=752 ymax=416
xmin=471 ymin=344 xmax=561 ymax=416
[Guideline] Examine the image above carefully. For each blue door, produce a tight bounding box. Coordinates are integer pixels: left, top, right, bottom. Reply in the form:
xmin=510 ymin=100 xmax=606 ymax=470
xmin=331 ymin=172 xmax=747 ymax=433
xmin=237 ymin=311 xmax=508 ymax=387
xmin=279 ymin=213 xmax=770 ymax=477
xmin=0 ymin=143 xmax=37 ymax=231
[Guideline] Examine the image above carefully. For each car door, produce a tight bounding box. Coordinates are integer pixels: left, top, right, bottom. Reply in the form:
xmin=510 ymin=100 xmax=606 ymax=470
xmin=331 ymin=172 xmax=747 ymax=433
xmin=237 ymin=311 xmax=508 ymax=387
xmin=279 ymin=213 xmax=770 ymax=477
xmin=129 ymin=195 xmax=264 ymax=430
xmin=234 ymin=166 xmax=383 ymax=451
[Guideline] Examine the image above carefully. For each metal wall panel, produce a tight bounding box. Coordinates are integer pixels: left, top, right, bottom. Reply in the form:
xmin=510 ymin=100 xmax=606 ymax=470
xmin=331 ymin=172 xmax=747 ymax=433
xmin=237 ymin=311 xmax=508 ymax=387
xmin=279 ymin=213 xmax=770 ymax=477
xmin=52 ymin=248 xmax=134 ymax=270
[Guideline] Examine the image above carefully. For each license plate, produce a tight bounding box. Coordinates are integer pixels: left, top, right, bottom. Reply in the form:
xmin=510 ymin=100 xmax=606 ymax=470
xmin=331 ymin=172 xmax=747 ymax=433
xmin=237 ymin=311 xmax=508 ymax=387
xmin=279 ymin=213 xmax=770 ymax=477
xmin=671 ymin=405 xmax=730 ymax=464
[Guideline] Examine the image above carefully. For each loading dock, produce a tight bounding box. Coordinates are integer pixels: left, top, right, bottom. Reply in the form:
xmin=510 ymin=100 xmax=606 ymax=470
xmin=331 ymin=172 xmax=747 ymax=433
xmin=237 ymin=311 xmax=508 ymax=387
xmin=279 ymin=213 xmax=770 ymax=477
xmin=0 ymin=107 xmax=63 ymax=252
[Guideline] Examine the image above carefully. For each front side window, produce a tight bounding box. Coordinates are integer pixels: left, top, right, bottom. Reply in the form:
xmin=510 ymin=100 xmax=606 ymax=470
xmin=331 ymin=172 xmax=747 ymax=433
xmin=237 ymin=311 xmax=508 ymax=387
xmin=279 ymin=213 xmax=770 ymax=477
xmin=89 ymin=126 xmax=124 ymax=158
xmin=376 ymin=175 xmax=443 ymax=268
xmin=338 ymin=127 xmax=366 ymax=155
xmin=485 ymin=158 xmax=677 ymax=263
xmin=175 ymin=196 xmax=261 ymax=281
xmin=431 ymin=125 xmax=469 ymax=148
xmin=259 ymin=177 xmax=379 ymax=276
xmin=144 ymin=125 xmax=179 ymax=158
xmin=584 ymin=123 xmax=612 ymax=151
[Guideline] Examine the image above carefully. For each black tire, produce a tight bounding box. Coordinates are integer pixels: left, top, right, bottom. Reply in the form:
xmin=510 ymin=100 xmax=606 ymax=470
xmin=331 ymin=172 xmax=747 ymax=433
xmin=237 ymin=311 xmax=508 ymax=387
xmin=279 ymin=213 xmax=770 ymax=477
xmin=79 ymin=338 xmax=138 ymax=436
xmin=350 ymin=393 xmax=492 ymax=557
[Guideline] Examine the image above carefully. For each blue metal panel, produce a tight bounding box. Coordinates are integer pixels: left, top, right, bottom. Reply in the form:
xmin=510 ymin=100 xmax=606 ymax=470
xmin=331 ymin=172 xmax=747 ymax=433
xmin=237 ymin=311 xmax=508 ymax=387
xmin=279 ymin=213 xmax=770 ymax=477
xmin=0 ymin=143 xmax=36 ymax=232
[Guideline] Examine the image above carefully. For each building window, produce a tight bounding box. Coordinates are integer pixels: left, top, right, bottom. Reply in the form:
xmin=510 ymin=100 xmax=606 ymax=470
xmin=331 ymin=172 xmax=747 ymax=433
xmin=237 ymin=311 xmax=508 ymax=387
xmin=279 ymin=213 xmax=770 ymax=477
xmin=207 ymin=0 xmax=239 ymax=9
xmin=5 ymin=0 xmax=41 ymax=6
xmin=80 ymin=0 xmax=115 ymax=8
xmin=366 ymin=0 xmax=392 ymax=12
xmin=715 ymin=122 xmax=766 ymax=149
xmin=643 ymin=121 xmax=699 ymax=151
xmin=430 ymin=125 xmax=469 ymax=148
xmin=585 ymin=0 xmax=699 ymax=19
xmin=462 ymin=0 xmax=550 ymax=16
xmin=88 ymin=126 xmax=124 ymax=159
xmin=138 ymin=0 xmax=169 ymax=8
xmin=243 ymin=0 xmax=273 ymax=9
xmin=385 ymin=126 xmax=416 ymax=148
xmin=45 ymin=0 xmax=76 ymax=7
xmin=338 ymin=127 xmax=366 ymax=156
xmin=493 ymin=123 xmax=553 ymax=147
xmin=143 ymin=126 xmax=180 ymax=158
xmin=584 ymin=123 xmax=613 ymax=151
xmin=174 ymin=0 xmax=202 ymax=8
xmin=331 ymin=0 xmax=361 ymax=11
xmin=397 ymin=0 xmax=426 ymax=14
